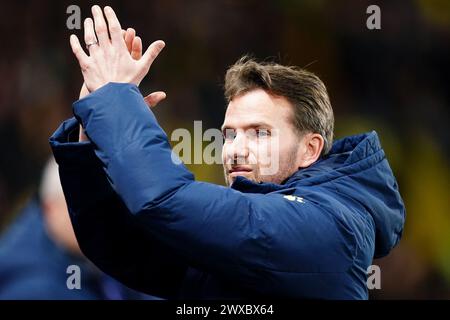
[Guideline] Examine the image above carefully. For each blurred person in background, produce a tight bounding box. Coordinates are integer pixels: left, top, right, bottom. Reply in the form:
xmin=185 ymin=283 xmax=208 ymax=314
xmin=0 ymin=157 xmax=160 ymax=300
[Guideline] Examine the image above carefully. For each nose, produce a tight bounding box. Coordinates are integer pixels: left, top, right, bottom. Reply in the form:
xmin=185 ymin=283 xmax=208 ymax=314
xmin=225 ymin=131 xmax=249 ymax=164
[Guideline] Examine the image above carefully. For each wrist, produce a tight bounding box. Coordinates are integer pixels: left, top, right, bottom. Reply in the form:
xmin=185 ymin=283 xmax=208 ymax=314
xmin=79 ymin=125 xmax=89 ymax=142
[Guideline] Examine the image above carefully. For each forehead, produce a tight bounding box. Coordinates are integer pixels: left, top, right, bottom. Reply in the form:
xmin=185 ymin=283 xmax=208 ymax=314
xmin=222 ymin=89 xmax=293 ymax=129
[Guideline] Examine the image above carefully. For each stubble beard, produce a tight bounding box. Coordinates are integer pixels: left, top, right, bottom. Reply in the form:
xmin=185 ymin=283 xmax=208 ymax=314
xmin=223 ymin=146 xmax=299 ymax=186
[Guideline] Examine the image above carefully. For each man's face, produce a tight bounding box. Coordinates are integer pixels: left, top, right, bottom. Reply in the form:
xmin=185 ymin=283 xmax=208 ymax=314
xmin=221 ymin=89 xmax=302 ymax=186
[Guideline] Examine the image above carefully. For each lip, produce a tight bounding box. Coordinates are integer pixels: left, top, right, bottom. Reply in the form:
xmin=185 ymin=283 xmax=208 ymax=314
xmin=228 ymin=166 xmax=253 ymax=175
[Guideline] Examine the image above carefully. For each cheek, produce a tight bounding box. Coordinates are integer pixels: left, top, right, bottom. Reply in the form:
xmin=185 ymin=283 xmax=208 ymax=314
xmin=270 ymin=134 xmax=297 ymax=164
xmin=251 ymin=140 xmax=274 ymax=166
xmin=279 ymin=136 xmax=300 ymax=162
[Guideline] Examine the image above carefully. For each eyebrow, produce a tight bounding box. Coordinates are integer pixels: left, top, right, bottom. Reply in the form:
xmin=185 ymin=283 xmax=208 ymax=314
xmin=221 ymin=122 xmax=273 ymax=132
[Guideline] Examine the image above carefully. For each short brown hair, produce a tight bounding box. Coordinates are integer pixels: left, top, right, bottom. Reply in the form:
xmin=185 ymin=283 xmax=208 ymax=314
xmin=224 ymin=56 xmax=334 ymax=155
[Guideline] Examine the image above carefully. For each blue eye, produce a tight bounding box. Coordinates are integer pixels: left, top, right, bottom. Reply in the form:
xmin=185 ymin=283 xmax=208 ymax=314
xmin=256 ymin=129 xmax=270 ymax=137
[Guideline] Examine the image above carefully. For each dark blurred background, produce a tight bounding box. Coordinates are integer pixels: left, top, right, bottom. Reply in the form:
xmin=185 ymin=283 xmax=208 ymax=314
xmin=0 ymin=0 xmax=449 ymax=299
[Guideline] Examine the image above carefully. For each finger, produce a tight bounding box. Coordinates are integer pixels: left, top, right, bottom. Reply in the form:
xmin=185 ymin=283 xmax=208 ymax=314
xmin=84 ymin=18 xmax=99 ymax=54
xmin=125 ymin=28 xmax=135 ymax=53
xmin=103 ymin=6 xmax=125 ymax=49
xmin=70 ymin=34 xmax=89 ymax=69
xmin=91 ymin=5 xmax=109 ymax=46
xmin=131 ymin=36 xmax=142 ymax=60
xmin=121 ymin=29 xmax=126 ymax=40
xmin=141 ymin=40 xmax=165 ymax=70
xmin=144 ymin=91 xmax=166 ymax=108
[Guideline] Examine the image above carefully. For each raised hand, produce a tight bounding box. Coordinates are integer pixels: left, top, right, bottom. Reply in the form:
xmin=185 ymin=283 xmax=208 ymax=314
xmin=79 ymin=27 xmax=166 ymax=106
xmin=74 ymin=7 xmax=166 ymax=142
xmin=70 ymin=5 xmax=165 ymax=93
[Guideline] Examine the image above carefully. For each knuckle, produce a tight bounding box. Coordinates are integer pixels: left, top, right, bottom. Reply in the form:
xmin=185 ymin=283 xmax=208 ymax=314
xmin=80 ymin=61 xmax=89 ymax=71
xmin=83 ymin=60 xmax=92 ymax=69
xmin=95 ymin=24 xmax=106 ymax=34
xmin=105 ymin=48 xmax=116 ymax=58
xmin=109 ymin=24 xmax=120 ymax=33
xmin=92 ymin=52 xmax=104 ymax=62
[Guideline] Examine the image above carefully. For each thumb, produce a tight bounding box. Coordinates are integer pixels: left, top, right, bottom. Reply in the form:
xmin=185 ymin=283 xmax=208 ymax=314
xmin=141 ymin=40 xmax=165 ymax=70
xmin=144 ymin=91 xmax=166 ymax=108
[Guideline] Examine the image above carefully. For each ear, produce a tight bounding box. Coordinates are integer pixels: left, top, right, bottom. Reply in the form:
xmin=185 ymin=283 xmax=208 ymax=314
xmin=297 ymin=133 xmax=324 ymax=168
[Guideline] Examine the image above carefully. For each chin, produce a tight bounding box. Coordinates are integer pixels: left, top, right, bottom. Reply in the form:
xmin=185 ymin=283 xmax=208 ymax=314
xmin=227 ymin=174 xmax=254 ymax=186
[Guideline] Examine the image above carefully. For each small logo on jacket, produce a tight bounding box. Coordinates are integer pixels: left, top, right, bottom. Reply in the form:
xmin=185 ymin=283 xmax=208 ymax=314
xmin=283 ymin=195 xmax=305 ymax=203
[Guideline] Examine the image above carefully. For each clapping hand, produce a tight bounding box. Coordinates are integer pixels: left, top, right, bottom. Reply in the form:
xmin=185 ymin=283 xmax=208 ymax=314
xmin=73 ymin=5 xmax=166 ymax=141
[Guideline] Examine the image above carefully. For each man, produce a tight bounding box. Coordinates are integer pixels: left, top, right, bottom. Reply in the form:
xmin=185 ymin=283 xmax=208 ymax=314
xmin=0 ymin=158 xmax=158 ymax=299
xmin=50 ymin=5 xmax=405 ymax=299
